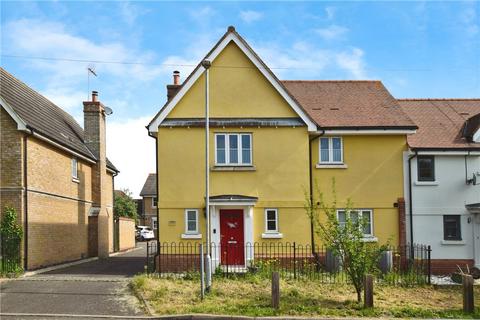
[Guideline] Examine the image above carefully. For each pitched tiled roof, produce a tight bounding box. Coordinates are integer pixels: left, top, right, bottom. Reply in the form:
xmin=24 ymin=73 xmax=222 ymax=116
xmin=398 ymin=99 xmax=480 ymax=150
xmin=282 ymin=80 xmax=417 ymax=129
xmin=0 ymin=67 xmax=118 ymax=171
xmin=140 ymin=173 xmax=157 ymax=196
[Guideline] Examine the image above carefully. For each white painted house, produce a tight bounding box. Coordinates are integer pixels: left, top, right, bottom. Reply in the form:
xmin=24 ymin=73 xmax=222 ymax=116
xmin=400 ymin=99 xmax=480 ymax=274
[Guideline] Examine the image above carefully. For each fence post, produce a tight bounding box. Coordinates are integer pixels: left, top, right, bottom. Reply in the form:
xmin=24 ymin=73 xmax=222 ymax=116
xmin=200 ymin=243 xmax=205 ymax=300
xmin=462 ymin=274 xmax=474 ymax=313
xmin=146 ymin=242 xmax=150 ymax=273
xmin=293 ymin=242 xmax=297 ymax=280
xmin=427 ymin=245 xmax=431 ymax=285
xmin=364 ymin=274 xmax=374 ymax=308
xmin=272 ymin=271 xmax=280 ymax=309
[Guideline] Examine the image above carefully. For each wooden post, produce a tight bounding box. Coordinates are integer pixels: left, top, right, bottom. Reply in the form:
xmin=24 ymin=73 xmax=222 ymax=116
xmin=462 ymin=274 xmax=474 ymax=313
xmin=272 ymin=272 xmax=280 ymax=309
xmin=364 ymin=274 xmax=374 ymax=308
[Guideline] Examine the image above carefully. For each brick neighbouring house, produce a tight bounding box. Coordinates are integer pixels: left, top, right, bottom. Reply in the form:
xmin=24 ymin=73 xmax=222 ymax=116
xmin=0 ymin=67 xmax=119 ymax=270
xmin=139 ymin=173 xmax=157 ymax=233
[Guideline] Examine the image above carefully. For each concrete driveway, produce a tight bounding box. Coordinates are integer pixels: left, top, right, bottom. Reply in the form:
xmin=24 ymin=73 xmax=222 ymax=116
xmin=0 ymin=242 xmax=151 ymax=319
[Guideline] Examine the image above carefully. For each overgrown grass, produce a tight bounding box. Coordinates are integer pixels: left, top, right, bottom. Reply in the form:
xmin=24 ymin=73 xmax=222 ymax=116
xmin=131 ymin=274 xmax=480 ymax=318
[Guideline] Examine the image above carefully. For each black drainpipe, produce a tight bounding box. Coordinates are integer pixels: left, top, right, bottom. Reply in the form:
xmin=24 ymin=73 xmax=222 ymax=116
xmin=23 ymin=134 xmax=28 ymax=270
xmin=407 ymin=152 xmax=417 ymax=254
xmin=308 ymin=130 xmax=324 ymax=250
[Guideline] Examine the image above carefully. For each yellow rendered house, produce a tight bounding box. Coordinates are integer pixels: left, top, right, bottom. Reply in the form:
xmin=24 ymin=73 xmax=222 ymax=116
xmin=147 ymin=26 xmax=417 ymax=267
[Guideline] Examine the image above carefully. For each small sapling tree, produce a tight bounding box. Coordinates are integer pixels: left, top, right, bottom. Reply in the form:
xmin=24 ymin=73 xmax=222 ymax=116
xmin=305 ymin=179 xmax=386 ymax=302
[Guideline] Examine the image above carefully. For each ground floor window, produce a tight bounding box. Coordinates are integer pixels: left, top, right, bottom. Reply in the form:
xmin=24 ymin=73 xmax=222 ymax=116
xmin=337 ymin=209 xmax=373 ymax=237
xmin=185 ymin=209 xmax=199 ymax=234
xmin=265 ymin=208 xmax=278 ymax=233
xmin=151 ymin=217 xmax=158 ymax=230
xmin=443 ymin=215 xmax=461 ymax=241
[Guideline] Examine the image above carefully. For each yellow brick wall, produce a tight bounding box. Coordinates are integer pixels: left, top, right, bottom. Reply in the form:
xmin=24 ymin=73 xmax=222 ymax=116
xmin=119 ymin=217 xmax=135 ymax=251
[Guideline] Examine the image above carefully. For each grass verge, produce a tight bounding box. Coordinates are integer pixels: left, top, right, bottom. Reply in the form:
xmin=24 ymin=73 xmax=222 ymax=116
xmin=131 ymin=274 xmax=480 ymax=318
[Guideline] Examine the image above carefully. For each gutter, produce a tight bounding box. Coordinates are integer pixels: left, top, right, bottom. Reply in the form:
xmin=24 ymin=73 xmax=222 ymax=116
xmin=23 ymin=134 xmax=29 ymax=270
xmin=147 ymin=129 xmax=160 ymax=248
xmin=308 ymin=130 xmax=324 ymax=249
xmin=407 ymin=151 xmax=417 ymax=250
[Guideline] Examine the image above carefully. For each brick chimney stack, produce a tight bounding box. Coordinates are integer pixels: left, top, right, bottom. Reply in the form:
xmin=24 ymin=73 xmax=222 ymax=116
xmin=167 ymin=71 xmax=181 ymax=101
xmin=83 ymin=91 xmax=110 ymax=258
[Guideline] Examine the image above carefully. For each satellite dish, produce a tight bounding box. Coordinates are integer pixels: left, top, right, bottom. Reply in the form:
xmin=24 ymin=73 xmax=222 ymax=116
xmin=104 ymin=106 xmax=113 ymax=115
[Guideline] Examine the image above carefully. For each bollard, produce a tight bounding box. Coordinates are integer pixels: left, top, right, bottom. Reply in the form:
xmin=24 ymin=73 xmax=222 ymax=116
xmin=272 ymin=271 xmax=280 ymax=309
xmin=462 ymin=274 xmax=474 ymax=313
xmin=364 ymin=274 xmax=374 ymax=308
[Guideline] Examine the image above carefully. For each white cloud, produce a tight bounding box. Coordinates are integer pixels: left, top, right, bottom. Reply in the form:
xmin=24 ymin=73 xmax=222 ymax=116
xmin=325 ymin=6 xmax=336 ymax=20
xmin=460 ymin=5 xmax=479 ymax=37
xmin=106 ymin=116 xmax=155 ymax=197
xmin=255 ymin=41 xmax=368 ymax=80
xmin=335 ymin=48 xmax=367 ymax=79
xmin=239 ymin=10 xmax=263 ymax=24
xmin=119 ymin=1 xmax=149 ymax=26
xmin=189 ymin=6 xmax=215 ymax=21
xmin=315 ymin=25 xmax=349 ymax=40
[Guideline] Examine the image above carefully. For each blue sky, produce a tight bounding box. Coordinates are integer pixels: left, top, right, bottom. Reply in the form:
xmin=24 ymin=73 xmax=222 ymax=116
xmin=1 ymin=1 xmax=479 ymax=196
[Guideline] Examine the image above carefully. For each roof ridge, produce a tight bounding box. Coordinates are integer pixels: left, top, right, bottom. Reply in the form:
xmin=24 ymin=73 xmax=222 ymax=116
xmin=281 ymin=80 xmax=380 ymax=83
xmin=398 ymin=98 xmax=480 ymax=101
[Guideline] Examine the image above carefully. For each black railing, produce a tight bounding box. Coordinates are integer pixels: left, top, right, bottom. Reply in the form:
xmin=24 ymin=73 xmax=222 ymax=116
xmin=152 ymin=242 xmax=431 ymax=286
xmin=146 ymin=240 xmax=158 ymax=273
xmin=0 ymin=234 xmax=22 ymax=274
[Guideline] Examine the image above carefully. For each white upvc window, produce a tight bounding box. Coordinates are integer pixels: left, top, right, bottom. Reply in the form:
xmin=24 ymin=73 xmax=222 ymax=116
xmin=185 ymin=209 xmax=199 ymax=234
xmin=337 ymin=209 xmax=373 ymax=237
xmin=152 ymin=197 xmax=158 ymax=208
xmin=71 ymin=158 xmax=78 ymax=180
xmin=265 ymin=208 xmax=278 ymax=233
xmin=319 ymin=137 xmax=343 ymax=164
xmin=215 ymin=133 xmax=252 ymax=166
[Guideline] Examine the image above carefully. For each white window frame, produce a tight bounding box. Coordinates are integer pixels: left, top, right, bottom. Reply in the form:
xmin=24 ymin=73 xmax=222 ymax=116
xmin=336 ymin=209 xmax=374 ymax=237
xmin=214 ymin=133 xmax=252 ymax=166
xmin=151 ymin=217 xmax=158 ymax=230
xmin=319 ymin=137 xmax=344 ymax=164
xmin=184 ymin=209 xmax=199 ymax=234
xmin=71 ymin=158 xmax=79 ymax=180
xmin=264 ymin=208 xmax=279 ymax=233
xmin=152 ymin=197 xmax=158 ymax=208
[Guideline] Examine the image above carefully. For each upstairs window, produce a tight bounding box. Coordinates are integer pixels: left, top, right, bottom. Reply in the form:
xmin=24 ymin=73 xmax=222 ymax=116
xmin=185 ymin=209 xmax=199 ymax=234
xmin=337 ymin=209 xmax=373 ymax=237
xmin=417 ymin=156 xmax=435 ymax=181
xmin=265 ymin=209 xmax=278 ymax=233
xmin=152 ymin=197 xmax=158 ymax=208
xmin=71 ymin=158 xmax=78 ymax=180
xmin=215 ymin=133 xmax=252 ymax=165
xmin=443 ymin=215 xmax=461 ymax=241
xmin=319 ymin=137 xmax=343 ymax=164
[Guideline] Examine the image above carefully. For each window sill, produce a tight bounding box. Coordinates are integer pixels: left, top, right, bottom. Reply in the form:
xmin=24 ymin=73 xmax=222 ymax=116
xmin=441 ymin=240 xmax=465 ymax=245
xmin=261 ymin=233 xmax=283 ymax=239
xmin=414 ymin=181 xmax=438 ymax=186
xmin=72 ymin=178 xmax=80 ymax=183
xmin=316 ymin=163 xmax=348 ymax=169
xmin=181 ymin=233 xmax=202 ymax=239
xmin=361 ymin=236 xmax=378 ymax=242
xmin=211 ymin=166 xmax=256 ymax=172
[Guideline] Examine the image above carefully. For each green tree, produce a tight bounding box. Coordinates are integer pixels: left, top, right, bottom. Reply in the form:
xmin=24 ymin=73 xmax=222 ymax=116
xmin=305 ymin=179 xmax=386 ymax=303
xmin=1 ymin=206 xmax=23 ymax=273
xmin=1 ymin=206 xmax=23 ymax=240
xmin=114 ymin=189 xmax=137 ymax=221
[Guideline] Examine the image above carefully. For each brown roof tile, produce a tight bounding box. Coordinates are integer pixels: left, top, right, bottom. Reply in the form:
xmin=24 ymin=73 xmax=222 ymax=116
xmin=398 ymin=99 xmax=480 ymax=150
xmin=282 ymin=80 xmax=416 ymax=129
xmin=140 ymin=173 xmax=157 ymax=196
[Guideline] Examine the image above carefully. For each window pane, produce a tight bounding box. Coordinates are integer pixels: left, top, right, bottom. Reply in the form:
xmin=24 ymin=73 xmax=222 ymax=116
xmin=267 ymin=220 xmax=277 ymax=231
xmin=241 ymin=134 xmax=251 ymax=164
xmin=229 ymin=135 xmax=238 ymax=164
xmin=350 ymin=211 xmax=359 ymax=224
xmin=320 ymin=138 xmax=329 ymax=162
xmin=418 ymin=156 xmax=435 ymax=181
xmin=187 ymin=221 xmax=197 ymax=231
xmin=266 ymin=210 xmax=276 ymax=221
xmin=332 ymin=138 xmax=342 ymax=162
xmin=71 ymin=159 xmax=77 ymax=178
xmin=362 ymin=211 xmax=372 ymax=235
xmin=216 ymin=135 xmax=226 ymax=164
xmin=443 ymin=215 xmax=461 ymax=240
xmin=187 ymin=211 xmax=196 ymax=221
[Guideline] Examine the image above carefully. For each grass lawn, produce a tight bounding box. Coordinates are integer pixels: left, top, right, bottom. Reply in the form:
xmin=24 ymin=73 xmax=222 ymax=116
xmin=131 ymin=274 xmax=480 ymax=318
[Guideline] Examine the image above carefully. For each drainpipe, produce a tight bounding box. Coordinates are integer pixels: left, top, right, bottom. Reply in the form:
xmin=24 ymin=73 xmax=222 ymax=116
xmin=23 ymin=134 xmax=28 ymax=270
xmin=309 ymin=130 xmax=324 ymax=250
xmin=407 ymin=151 xmax=417 ymax=256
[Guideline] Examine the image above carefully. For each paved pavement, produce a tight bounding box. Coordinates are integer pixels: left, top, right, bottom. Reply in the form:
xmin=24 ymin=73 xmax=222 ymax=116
xmin=0 ymin=242 xmax=151 ymax=319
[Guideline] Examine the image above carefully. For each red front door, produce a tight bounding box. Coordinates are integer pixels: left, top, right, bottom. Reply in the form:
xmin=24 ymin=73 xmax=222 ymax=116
xmin=220 ymin=209 xmax=245 ymax=266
